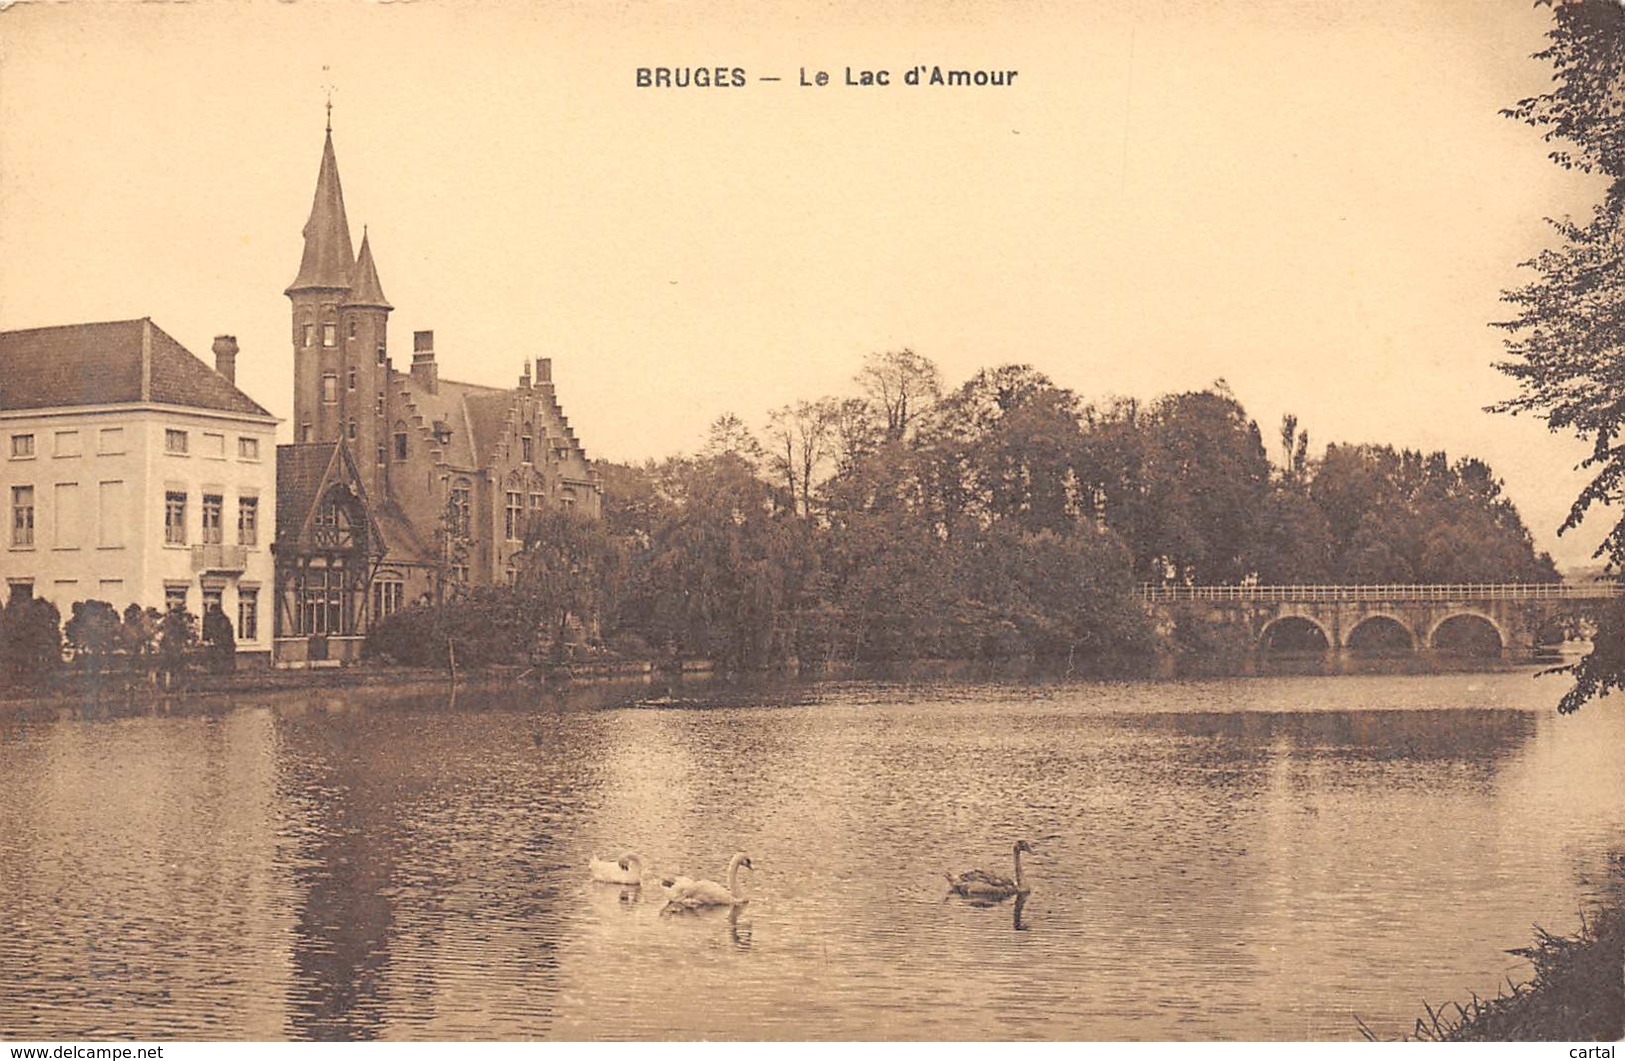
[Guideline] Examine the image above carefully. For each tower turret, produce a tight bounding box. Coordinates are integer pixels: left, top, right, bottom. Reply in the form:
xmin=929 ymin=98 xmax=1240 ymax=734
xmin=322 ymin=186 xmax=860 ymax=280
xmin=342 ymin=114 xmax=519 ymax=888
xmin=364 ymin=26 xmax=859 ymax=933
xmin=287 ymin=125 xmax=355 ymax=445
xmin=342 ymin=229 xmax=393 ymax=500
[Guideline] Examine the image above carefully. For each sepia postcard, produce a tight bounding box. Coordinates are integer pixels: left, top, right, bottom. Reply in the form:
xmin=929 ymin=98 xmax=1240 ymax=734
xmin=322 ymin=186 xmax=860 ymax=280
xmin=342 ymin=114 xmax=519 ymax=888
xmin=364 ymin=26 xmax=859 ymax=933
xmin=1 ymin=0 xmax=1622 ymax=1047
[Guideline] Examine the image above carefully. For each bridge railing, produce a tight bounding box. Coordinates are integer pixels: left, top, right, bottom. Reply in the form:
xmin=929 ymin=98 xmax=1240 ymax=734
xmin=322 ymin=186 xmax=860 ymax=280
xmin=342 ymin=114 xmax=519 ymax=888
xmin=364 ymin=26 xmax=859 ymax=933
xmin=1139 ymin=582 xmax=1624 ymax=603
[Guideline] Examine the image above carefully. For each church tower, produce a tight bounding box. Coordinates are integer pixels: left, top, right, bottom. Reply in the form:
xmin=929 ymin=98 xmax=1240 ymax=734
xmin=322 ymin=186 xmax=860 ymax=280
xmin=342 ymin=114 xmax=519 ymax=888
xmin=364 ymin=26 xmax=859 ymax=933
xmin=286 ymin=119 xmax=392 ymax=502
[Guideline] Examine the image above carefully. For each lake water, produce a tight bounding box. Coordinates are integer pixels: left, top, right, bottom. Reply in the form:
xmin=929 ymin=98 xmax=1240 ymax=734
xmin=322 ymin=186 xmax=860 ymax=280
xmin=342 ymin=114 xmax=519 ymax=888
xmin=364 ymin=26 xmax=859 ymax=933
xmin=1 ymin=667 xmax=1621 ymax=1041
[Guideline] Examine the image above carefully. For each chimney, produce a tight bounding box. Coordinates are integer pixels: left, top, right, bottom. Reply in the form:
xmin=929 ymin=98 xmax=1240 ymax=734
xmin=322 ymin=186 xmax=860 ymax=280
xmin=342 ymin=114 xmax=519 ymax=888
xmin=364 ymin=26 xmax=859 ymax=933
xmin=536 ymin=357 xmax=552 ymax=384
xmin=212 ymin=335 xmax=239 ymax=385
xmin=411 ymin=329 xmax=438 ymax=394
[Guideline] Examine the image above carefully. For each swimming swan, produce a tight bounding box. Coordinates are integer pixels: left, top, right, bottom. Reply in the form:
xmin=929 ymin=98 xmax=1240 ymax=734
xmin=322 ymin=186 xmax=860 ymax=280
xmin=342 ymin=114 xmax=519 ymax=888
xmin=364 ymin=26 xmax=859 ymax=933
xmin=663 ymin=853 xmax=754 ymax=908
xmin=589 ymin=853 xmax=646 ymax=885
xmin=947 ymin=840 xmax=1032 ymax=901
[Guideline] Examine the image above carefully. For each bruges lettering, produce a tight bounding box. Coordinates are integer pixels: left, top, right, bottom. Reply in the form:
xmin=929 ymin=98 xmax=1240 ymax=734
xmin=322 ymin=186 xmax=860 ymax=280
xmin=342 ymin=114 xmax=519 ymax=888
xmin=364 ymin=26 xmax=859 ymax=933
xmin=636 ymin=67 xmax=748 ymax=88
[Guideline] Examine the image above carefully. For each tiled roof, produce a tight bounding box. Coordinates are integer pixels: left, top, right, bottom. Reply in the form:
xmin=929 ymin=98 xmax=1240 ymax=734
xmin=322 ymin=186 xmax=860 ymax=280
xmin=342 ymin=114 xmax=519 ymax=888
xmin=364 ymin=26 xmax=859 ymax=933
xmin=0 ymin=318 xmax=272 ymax=417
xmin=373 ymin=499 xmax=433 ymax=565
xmin=276 ymin=443 xmax=340 ymax=540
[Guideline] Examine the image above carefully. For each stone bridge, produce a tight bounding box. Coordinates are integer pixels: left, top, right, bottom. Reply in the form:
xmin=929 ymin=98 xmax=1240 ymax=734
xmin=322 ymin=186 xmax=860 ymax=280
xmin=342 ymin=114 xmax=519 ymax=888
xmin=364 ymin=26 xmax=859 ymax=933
xmin=1141 ymin=583 xmax=1622 ymax=657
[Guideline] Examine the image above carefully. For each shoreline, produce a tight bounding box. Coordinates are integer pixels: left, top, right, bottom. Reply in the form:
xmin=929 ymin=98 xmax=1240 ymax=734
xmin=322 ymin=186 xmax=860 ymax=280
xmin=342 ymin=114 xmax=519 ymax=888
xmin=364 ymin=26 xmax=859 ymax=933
xmin=0 ymin=651 xmax=1556 ymax=717
xmin=1392 ymin=857 xmax=1625 ymax=1042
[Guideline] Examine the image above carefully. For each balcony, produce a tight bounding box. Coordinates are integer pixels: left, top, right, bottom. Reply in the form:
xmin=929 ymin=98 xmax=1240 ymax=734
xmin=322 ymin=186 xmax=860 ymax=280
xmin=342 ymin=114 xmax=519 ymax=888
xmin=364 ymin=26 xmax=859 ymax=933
xmin=191 ymin=543 xmax=248 ymax=573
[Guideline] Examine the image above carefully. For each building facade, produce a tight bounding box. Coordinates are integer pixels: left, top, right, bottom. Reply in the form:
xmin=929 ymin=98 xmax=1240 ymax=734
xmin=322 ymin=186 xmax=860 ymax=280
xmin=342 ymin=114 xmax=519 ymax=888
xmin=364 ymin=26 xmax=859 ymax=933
xmin=0 ymin=320 xmax=279 ymax=659
xmin=273 ymin=125 xmax=602 ymax=664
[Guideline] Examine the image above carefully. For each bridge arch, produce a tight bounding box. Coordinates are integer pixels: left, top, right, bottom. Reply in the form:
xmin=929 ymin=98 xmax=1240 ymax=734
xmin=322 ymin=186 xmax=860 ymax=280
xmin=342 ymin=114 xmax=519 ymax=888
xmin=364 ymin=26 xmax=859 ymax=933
xmin=1346 ymin=614 xmax=1415 ymax=653
xmin=1426 ymin=611 xmax=1505 ymax=656
xmin=1258 ymin=615 xmax=1331 ymax=653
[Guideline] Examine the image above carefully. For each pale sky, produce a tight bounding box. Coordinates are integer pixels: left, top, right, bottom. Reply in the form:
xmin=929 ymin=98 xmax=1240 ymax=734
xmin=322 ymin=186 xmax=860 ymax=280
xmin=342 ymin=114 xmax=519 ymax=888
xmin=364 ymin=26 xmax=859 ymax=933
xmin=0 ymin=0 xmax=1612 ymax=568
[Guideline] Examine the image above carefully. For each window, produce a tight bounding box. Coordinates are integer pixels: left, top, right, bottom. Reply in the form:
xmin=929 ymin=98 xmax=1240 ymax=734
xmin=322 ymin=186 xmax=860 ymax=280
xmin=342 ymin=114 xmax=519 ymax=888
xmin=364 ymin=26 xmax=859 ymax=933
xmin=238 ymin=588 xmax=258 ymax=641
xmin=98 ymin=427 xmax=124 ymax=455
xmin=347 ymin=367 xmax=357 ymax=391
xmin=98 ymin=481 xmax=125 ymax=547
xmin=450 ymin=481 xmax=472 ymax=538
xmin=164 ymin=583 xmax=188 ymax=614
xmin=348 ymin=320 xmax=358 ymax=340
xmin=98 ymin=578 xmax=123 ymax=599
xmin=521 ymin=433 xmax=534 ymax=463
xmin=53 ymin=483 xmax=79 ymax=548
xmin=165 ymin=429 xmax=188 ymax=455
xmin=297 ymin=568 xmax=344 ymax=635
xmin=10 ymin=434 xmax=34 ymax=458
xmin=201 ymin=494 xmax=223 ymax=545
xmin=302 ymin=322 xmax=315 ymax=348
xmin=54 ymin=431 xmax=80 ymax=457
xmin=322 ymin=322 xmax=336 ymax=348
xmin=394 ymin=429 xmax=408 ymax=461
xmin=347 ymin=420 xmax=357 ymax=441
xmin=164 ymin=491 xmax=187 ymax=545
xmin=11 ymin=485 xmax=34 ymax=546
xmin=203 ymin=586 xmax=223 ymax=616
xmin=238 ymin=437 xmax=259 ymax=460
xmin=530 ymin=491 xmax=545 ymax=513
xmin=238 ymin=497 xmax=258 ymax=547
xmin=376 ymin=443 xmax=386 ymax=466
xmin=302 ymin=424 xmax=314 ymax=443
xmin=322 ymin=373 xmax=338 ymax=404
xmin=372 ymin=576 xmax=404 ymax=621
xmin=376 ymin=392 xmax=385 ymax=416
xmin=505 ymin=491 xmax=524 ymax=540
xmin=376 ymin=343 xmax=387 ymax=366
xmin=203 ymin=433 xmax=225 ymax=459
xmin=8 ymin=581 xmax=33 ymax=604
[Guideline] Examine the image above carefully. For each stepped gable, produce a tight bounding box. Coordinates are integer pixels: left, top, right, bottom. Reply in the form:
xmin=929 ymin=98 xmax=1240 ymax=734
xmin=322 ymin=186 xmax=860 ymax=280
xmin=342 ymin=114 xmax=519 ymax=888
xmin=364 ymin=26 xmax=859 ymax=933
xmin=1 ymin=318 xmax=270 ymax=417
xmin=394 ymin=369 xmax=507 ymax=469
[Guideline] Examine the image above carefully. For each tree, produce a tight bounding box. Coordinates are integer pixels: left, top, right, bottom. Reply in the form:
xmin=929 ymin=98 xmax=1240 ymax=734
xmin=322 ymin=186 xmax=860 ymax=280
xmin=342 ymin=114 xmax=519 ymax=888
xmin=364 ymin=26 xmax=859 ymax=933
xmin=65 ymin=600 xmax=121 ymax=674
xmin=1129 ymin=387 xmax=1272 ymax=584
xmin=766 ymin=398 xmax=841 ymax=518
xmin=857 ymin=348 xmax=942 ymax=442
xmin=1 ymin=598 xmax=62 ymax=688
xmin=1493 ymin=1 xmax=1625 ymax=709
xmin=201 ymin=604 xmax=237 ymax=674
xmin=517 ymin=504 xmax=620 ymax=657
xmin=918 ymin=364 xmax=1091 ymax=536
xmin=156 ymin=607 xmax=197 ymax=688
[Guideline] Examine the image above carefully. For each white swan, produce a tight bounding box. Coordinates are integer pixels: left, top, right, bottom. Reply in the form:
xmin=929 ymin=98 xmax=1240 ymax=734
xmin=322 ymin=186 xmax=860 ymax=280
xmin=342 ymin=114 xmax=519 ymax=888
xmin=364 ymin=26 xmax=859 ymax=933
xmin=589 ymin=853 xmax=646 ymax=885
xmin=947 ymin=840 xmax=1032 ymax=902
xmin=662 ymin=853 xmax=754 ymax=908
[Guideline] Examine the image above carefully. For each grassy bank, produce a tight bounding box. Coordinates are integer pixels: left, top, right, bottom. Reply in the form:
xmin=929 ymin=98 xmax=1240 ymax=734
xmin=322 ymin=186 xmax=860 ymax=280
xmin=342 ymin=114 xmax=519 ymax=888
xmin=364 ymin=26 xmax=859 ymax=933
xmin=1378 ymin=855 xmax=1624 ymax=1041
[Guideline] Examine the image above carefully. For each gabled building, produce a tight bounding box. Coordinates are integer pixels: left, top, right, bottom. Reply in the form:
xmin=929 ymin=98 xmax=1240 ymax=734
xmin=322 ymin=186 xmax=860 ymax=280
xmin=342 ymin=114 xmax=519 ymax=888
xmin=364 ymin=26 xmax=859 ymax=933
xmin=273 ymin=124 xmax=602 ymax=664
xmin=0 ymin=319 xmax=279 ymax=658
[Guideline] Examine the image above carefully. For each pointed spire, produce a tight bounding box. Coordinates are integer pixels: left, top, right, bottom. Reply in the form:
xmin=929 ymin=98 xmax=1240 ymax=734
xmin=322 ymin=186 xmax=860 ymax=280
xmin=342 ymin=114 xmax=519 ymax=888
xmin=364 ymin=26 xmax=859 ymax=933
xmin=286 ymin=125 xmax=355 ymax=295
xmin=344 ymin=227 xmax=392 ymax=310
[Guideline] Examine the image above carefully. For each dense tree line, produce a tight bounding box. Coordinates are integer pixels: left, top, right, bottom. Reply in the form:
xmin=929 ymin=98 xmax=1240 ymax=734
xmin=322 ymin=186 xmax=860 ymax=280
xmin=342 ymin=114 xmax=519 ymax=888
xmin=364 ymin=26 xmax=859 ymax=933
xmin=371 ymin=350 xmax=1555 ymax=673
xmin=0 ymin=599 xmax=236 ymax=693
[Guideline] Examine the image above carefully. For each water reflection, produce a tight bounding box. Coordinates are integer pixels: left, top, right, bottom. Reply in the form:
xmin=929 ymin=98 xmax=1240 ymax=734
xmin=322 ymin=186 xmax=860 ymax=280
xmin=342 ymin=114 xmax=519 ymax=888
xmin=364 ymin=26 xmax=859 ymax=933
xmin=0 ymin=670 xmax=1620 ymax=1040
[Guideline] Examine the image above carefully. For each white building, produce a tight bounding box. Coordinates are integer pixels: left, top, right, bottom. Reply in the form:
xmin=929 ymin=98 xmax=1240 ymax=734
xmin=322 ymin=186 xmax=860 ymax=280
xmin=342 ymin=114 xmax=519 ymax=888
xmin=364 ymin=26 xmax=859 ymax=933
xmin=0 ymin=319 xmax=279 ymax=659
